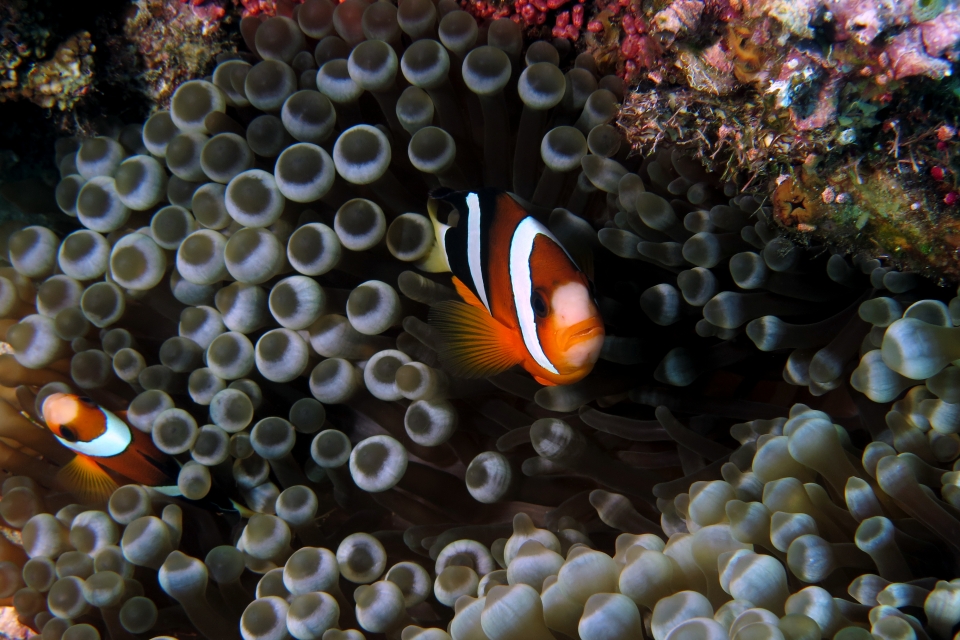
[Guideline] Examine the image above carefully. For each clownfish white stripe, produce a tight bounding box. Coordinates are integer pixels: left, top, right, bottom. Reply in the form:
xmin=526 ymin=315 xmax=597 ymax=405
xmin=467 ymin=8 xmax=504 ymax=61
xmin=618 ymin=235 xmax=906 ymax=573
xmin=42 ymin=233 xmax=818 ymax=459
xmin=510 ymin=217 xmax=559 ymax=375
xmin=56 ymin=408 xmax=132 ymax=458
xmin=466 ymin=192 xmax=490 ymax=312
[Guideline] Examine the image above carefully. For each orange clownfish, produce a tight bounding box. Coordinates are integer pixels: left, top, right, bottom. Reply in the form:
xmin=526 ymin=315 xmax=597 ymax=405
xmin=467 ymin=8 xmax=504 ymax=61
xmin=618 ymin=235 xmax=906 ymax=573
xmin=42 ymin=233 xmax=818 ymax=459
xmin=41 ymin=393 xmax=173 ymax=504
xmin=424 ymin=188 xmax=605 ymax=386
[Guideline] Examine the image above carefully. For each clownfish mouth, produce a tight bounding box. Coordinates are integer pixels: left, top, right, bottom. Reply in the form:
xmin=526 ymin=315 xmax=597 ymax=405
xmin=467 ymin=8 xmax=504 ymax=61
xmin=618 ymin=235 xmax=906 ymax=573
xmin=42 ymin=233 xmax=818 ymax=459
xmin=561 ymin=318 xmax=605 ymax=351
xmin=569 ymin=324 xmax=602 ymax=341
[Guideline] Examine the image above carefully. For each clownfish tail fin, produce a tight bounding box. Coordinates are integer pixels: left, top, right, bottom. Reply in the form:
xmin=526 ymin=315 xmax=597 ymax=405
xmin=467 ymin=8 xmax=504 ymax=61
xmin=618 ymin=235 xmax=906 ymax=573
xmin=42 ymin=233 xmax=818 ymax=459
xmin=56 ymin=455 xmax=119 ymax=506
xmin=416 ymin=196 xmax=452 ymax=273
xmin=429 ymin=300 xmax=523 ymax=378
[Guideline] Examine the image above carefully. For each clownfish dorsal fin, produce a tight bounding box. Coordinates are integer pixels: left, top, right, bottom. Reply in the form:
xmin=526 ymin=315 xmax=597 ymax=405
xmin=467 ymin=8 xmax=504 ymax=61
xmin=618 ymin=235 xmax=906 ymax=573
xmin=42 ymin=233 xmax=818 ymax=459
xmin=429 ymin=300 xmax=524 ymax=378
xmin=416 ymin=197 xmax=452 ymax=274
xmin=450 ymin=276 xmax=486 ymax=311
xmin=56 ymin=454 xmax=119 ymax=506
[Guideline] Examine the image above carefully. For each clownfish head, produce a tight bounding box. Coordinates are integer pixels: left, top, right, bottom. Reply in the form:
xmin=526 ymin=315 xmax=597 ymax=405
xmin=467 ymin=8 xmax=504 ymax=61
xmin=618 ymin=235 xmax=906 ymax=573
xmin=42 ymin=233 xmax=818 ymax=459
xmin=41 ymin=393 xmax=131 ymax=458
xmin=530 ymin=273 xmax=605 ymax=384
xmin=520 ymin=227 xmax=605 ymax=386
xmin=42 ymin=393 xmax=104 ymax=443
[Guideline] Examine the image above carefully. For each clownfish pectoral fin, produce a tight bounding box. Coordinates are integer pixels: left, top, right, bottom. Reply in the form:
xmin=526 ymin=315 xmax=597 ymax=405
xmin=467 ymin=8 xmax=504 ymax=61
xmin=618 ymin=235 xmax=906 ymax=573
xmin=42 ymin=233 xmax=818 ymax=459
xmin=429 ymin=300 xmax=524 ymax=379
xmin=533 ymin=375 xmax=558 ymax=386
xmin=55 ymin=455 xmax=119 ymax=506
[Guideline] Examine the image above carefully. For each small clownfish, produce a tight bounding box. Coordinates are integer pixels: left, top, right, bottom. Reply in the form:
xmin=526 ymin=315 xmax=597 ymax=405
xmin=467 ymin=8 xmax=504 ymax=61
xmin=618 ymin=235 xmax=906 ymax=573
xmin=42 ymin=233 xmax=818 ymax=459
xmin=423 ymin=188 xmax=605 ymax=386
xmin=41 ymin=393 xmax=173 ymax=504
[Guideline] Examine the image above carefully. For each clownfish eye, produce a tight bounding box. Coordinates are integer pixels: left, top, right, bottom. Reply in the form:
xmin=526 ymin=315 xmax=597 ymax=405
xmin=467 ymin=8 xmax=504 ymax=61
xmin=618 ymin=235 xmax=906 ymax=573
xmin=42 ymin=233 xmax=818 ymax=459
xmin=78 ymin=396 xmax=96 ymax=406
xmin=59 ymin=426 xmax=78 ymax=443
xmin=531 ymin=291 xmax=548 ymax=318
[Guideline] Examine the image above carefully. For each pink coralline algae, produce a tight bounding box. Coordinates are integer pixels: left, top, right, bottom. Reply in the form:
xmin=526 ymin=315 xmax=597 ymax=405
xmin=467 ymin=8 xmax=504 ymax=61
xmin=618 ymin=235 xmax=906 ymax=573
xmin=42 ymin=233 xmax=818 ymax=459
xmin=235 ymin=0 xmax=304 ymax=19
xmin=578 ymin=0 xmax=960 ymax=88
xmin=583 ymin=0 xmax=743 ymax=82
xmin=824 ymin=0 xmax=910 ymax=45
xmin=459 ymin=0 xmax=585 ymax=39
xmin=922 ymin=6 xmax=960 ymax=58
xmin=518 ymin=0 xmax=567 ymax=29
xmin=552 ymin=4 xmax=585 ymax=40
xmin=654 ymin=0 xmax=705 ymax=36
xmin=177 ymin=0 xmax=228 ymax=24
xmin=884 ymin=26 xmax=953 ymax=80
xmin=585 ymin=0 xmax=661 ymax=79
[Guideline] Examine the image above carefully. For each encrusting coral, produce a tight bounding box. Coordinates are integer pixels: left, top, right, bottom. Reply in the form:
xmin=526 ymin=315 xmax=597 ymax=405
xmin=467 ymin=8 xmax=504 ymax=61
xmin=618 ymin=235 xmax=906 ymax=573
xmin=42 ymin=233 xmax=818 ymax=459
xmin=0 ymin=0 xmax=96 ymax=111
xmin=101 ymin=0 xmax=238 ymax=108
xmin=0 ymin=0 xmax=95 ymax=113
xmin=577 ymin=0 xmax=960 ymax=279
xmin=2 ymin=1 xmax=960 ymax=640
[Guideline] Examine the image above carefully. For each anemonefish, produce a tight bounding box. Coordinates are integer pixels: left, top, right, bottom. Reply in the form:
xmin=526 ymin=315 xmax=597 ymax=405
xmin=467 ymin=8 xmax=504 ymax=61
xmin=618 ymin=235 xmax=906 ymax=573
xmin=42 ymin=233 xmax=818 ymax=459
xmin=422 ymin=188 xmax=605 ymax=386
xmin=41 ymin=393 xmax=173 ymax=504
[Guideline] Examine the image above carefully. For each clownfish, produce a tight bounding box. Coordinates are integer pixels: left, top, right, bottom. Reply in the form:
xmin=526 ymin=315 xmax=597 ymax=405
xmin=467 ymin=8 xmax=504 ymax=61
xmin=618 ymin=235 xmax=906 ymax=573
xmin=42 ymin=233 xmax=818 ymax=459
xmin=41 ymin=393 xmax=173 ymax=504
xmin=422 ymin=188 xmax=605 ymax=386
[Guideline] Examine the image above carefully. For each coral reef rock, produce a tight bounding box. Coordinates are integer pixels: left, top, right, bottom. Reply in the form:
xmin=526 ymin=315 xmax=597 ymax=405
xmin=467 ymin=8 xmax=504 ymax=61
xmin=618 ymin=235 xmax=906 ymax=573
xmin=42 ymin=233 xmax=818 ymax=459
xmin=0 ymin=0 xmax=93 ymax=112
xmin=104 ymin=0 xmax=237 ymax=108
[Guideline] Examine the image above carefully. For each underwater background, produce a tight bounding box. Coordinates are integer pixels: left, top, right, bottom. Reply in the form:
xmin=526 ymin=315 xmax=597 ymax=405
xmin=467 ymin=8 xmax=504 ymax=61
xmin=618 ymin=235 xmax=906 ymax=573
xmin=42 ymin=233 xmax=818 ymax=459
xmin=3 ymin=0 xmax=960 ymax=639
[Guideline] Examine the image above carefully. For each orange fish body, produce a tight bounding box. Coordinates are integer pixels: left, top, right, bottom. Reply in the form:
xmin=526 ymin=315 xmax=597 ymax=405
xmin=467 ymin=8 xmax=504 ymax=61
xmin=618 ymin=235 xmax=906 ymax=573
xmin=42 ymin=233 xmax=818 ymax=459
xmin=41 ymin=393 xmax=172 ymax=503
xmin=427 ymin=189 xmax=605 ymax=386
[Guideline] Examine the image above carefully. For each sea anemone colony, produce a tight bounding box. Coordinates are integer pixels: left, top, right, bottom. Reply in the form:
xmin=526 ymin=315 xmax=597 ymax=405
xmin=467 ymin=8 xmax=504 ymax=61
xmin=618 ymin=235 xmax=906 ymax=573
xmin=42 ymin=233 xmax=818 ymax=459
xmin=2 ymin=1 xmax=960 ymax=640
